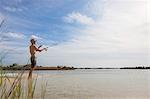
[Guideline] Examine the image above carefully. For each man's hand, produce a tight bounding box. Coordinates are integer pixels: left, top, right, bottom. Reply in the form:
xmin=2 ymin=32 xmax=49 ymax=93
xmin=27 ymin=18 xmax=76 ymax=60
xmin=43 ymin=47 xmax=48 ymax=51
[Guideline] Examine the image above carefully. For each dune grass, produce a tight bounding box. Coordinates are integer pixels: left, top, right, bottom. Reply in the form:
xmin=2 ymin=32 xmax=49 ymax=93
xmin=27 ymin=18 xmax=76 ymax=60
xmin=0 ymin=69 xmax=47 ymax=99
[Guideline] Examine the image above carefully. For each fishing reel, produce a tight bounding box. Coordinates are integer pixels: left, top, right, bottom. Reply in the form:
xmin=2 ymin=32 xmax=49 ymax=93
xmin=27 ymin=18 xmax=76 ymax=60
xmin=43 ymin=47 xmax=48 ymax=51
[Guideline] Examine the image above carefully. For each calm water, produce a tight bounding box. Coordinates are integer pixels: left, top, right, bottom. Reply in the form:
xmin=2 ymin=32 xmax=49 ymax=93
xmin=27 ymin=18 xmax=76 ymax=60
xmin=33 ymin=69 xmax=150 ymax=99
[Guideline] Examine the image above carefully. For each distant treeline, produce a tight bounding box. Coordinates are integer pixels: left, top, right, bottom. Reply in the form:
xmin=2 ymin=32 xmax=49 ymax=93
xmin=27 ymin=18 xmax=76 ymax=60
xmin=1 ymin=63 xmax=150 ymax=70
xmin=0 ymin=63 xmax=75 ymax=70
xmin=75 ymin=67 xmax=118 ymax=69
xmin=120 ymin=66 xmax=150 ymax=69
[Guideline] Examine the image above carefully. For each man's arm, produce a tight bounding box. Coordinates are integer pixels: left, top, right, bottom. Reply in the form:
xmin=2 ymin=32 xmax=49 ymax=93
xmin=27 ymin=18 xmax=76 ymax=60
xmin=34 ymin=45 xmax=43 ymax=52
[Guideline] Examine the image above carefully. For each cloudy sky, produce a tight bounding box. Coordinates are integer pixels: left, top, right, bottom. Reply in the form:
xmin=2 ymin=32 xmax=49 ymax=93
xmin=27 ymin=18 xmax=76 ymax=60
xmin=0 ymin=0 xmax=149 ymax=67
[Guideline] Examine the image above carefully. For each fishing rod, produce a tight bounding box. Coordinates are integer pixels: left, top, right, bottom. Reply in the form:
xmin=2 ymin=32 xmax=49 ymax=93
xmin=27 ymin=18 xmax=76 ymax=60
xmin=0 ymin=19 xmax=5 ymax=28
xmin=36 ymin=39 xmax=59 ymax=51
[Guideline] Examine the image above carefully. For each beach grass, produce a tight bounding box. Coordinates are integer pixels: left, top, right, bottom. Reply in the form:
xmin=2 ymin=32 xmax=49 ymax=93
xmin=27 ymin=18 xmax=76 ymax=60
xmin=0 ymin=69 xmax=47 ymax=99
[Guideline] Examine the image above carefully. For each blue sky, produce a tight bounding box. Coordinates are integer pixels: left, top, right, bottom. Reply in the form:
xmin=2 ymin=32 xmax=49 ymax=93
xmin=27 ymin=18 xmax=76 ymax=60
xmin=0 ymin=0 xmax=149 ymax=67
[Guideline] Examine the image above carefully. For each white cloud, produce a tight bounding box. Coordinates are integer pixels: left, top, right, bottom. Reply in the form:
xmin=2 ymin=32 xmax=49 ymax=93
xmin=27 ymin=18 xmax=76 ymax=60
xmin=31 ymin=35 xmax=42 ymax=40
xmin=38 ymin=0 xmax=149 ymax=67
xmin=1 ymin=0 xmax=148 ymax=67
xmin=72 ymin=0 xmax=147 ymax=52
xmin=0 ymin=32 xmax=28 ymax=65
xmin=64 ymin=12 xmax=95 ymax=25
xmin=8 ymin=32 xmax=25 ymax=39
xmin=3 ymin=6 xmax=23 ymax=12
xmin=0 ymin=32 xmax=25 ymax=40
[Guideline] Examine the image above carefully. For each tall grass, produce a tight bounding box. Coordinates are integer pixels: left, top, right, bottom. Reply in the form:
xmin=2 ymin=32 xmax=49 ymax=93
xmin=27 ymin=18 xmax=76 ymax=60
xmin=41 ymin=80 xmax=48 ymax=99
xmin=0 ymin=69 xmax=47 ymax=99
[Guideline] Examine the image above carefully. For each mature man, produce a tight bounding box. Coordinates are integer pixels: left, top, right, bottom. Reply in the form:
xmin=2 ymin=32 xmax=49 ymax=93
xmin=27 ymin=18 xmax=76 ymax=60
xmin=28 ymin=38 xmax=46 ymax=79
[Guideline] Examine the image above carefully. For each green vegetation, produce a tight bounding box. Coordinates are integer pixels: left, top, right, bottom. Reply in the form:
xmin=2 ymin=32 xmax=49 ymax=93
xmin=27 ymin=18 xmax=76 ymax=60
xmin=0 ymin=52 xmax=47 ymax=99
xmin=1 ymin=64 xmax=75 ymax=70
xmin=0 ymin=69 xmax=47 ymax=99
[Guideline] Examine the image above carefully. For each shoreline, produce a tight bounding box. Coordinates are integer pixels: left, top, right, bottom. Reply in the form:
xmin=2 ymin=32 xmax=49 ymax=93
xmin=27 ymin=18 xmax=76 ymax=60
xmin=1 ymin=68 xmax=150 ymax=71
xmin=1 ymin=65 xmax=150 ymax=70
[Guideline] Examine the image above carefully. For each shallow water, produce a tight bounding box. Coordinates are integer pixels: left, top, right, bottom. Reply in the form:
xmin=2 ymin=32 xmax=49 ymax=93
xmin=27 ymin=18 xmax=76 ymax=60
xmin=33 ymin=69 xmax=150 ymax=99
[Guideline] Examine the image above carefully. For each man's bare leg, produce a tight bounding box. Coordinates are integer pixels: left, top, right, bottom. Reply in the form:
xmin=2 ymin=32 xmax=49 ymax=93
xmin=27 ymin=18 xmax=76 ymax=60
xmin=28 ymin=68 xmax=33 ymax=79
xmin=28 ymin=66 xmax=37 ymax=79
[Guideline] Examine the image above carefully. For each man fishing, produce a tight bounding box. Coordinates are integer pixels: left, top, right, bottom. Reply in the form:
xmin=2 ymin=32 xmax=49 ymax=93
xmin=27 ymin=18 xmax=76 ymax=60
xmin=28 ymin=38 xmax=47 ymax=79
